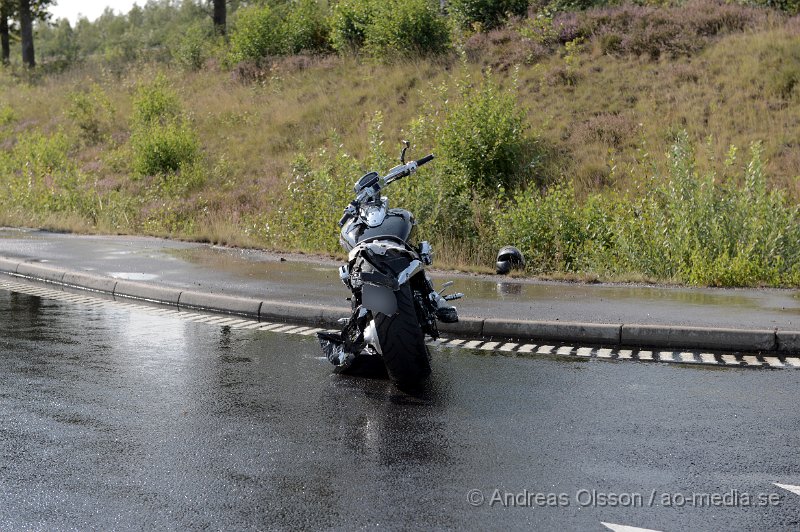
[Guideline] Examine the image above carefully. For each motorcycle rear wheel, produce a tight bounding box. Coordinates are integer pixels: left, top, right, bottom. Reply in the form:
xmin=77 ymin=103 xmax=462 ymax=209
xmin=375 ymin=284 xmax=431 ymax=385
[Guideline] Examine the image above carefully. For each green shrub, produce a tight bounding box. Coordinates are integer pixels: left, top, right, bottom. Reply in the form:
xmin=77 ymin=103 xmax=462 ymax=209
xmin=130 ymin=76 xmax=199 ymax=177
xmin=66 ymin=84 xmax=114 ymax=144
xmin=227 ymin=5 xmax=285 ymax=64
xmin=328 ymin=0 xmax=375 ymax=53
xmin=132 ymin=74 xmax=181 ymax=126
xmin=449 ymin=0 xmax=530 ymax=30
xmin=283 ymin=0 xmax=331 ymax=54
xmin=131 ymin=120 xmax=199 ymax=176
xmin=0 ymin=104 xmax=16 ymax=127
xmin=437 ymin=72 xmax=532 ymax=191
xmin=173 ymin=22 xmax=212 ymax=71
xmin=266 ymin=140 xmax=360 ymax=253
xmin=364 ymin=0 xmax=450 ymax=58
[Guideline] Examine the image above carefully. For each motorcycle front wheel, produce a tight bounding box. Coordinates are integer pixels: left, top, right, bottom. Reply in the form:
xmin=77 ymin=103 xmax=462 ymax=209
xmin=374 ymin=283 xmax=432 ymax=386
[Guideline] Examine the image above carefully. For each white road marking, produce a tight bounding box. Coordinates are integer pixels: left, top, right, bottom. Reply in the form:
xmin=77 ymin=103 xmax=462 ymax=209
xmin=700 ymin=353 xmax=717 ymax=364
xmin=300 ymin=328 xmax=324 ymax=336
xmin=205 ymin=317 xmax=239 ymax=325
xmin=447 ymin=339 xmax=466 ymax=346
xmin=576 ymin=347 xmax=593 ymax=357
xmin=774 ymin=482 xmax=800 ymax=496
xmin=721 ymin=355 xmax=740 ymax=365
xmin=517 ymin=344 xmax=536 ymax=353
xmin=784 ymin=358 xmax=800 ymax=367
xmin=601 ymin=523 xmax=663 ymax=532
xmin=192 ymin=316 xmax=226 ymax=323
xmin=638 ymin=351 xmax=653 ymax=361
xmin=536 ymin=345 xmax=554 ymax=354
xmin=257 ymin=323 xmax=283 ymax=331
xmin=281 ymin=326 xmax=310 ymax=334
xmin=499 ymin=342 xmax=518 ymax=352
xmin=597 ymin=348 xmax=613 ymax=358
xmin=617 ymin=350 xmax=633 ymax=359
xmin=742 ymin=355 xmax=762 ymax=367
xmin=764 ymin=357 xmax=785 ymax=368
xmin=481 ymin=342 xmax=500 ymax=351
xmin=556 ymin=346 xmax=574 ymax=355
xmin=227 ymin=319 xmax=254 ymax=327
xmin=679 ymin=352 xmax=696 ymax=363
xmin=658 ymin=351 xmax=675 ymax=362
xmin=464 ymin=340 xmax=483 ymax=349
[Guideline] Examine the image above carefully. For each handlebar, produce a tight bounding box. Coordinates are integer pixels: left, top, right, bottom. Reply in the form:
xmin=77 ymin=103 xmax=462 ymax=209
xmin=338 ymin=153 xmax=434 ymax=227
xmin=416 ymin=154 xmax=434 ymax=166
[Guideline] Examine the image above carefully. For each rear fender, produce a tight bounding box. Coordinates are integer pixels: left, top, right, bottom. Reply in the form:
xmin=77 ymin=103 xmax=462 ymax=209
xmin=362 ymin=283 xmax=398 ymax=316
xmin=354 ymin=248 xmax=422 ymax=317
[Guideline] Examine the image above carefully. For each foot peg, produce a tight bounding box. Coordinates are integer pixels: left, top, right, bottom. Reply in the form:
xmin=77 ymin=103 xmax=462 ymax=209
xmin=435 ymin=306 xmax=459 ymax=323
xmin=431 ymin=281 xmax=462 ymax=323
xmin=317 ymin=331 xmax=356 ymax=368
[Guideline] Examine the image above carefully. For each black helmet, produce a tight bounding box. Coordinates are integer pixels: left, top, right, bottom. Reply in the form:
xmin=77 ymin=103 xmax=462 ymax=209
xmin=496 ymin=246 xmax=525 ymax=275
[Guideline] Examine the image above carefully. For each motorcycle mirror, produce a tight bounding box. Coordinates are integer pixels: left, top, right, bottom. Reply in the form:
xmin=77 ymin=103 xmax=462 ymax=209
xmin=400 ymin=140 xmax=410 ymax=164
xmin=441 ymin=281 xmax=454 ymax=289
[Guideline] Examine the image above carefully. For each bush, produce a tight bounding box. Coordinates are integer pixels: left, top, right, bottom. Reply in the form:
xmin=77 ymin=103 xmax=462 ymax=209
xmin=328 ymin=0 xmax=375 ymax=53
xmin=449 ymin=0 xmax=530 ymax=30
xmin=0 ymin=104 xmax=16 ymax=127
xmin=132 ymin=74 xmax=181 ymax=126
xmin=130 ymin=76 xmax=199 ymax=176
xmin=227 ymin=5 xmax=285 ymax=64
xmin=131 ymin=120 xmax=199 ymax=176
xmin=437 ymin=73 xmax=533 ymax=191
xmin=266 ymin=140 xmax=360 ymax=253
xmin=173 ymin=22 xmax=212 ymax=71
xmin=66 ymin=84 xmax=114 ymax=145
xmin=283 ymin=0 xmax=331 ymax=54
xmin=364 ymin=0 xmax=451 ymax=58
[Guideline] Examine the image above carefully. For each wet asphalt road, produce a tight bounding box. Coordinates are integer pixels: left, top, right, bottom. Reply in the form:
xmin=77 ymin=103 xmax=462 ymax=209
xmin=2 ymin=289 xmax=800 ymax=531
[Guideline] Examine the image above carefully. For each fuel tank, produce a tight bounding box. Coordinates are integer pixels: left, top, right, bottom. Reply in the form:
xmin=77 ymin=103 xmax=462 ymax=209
xmin=340 ymin=209 xmax=415 ymax=252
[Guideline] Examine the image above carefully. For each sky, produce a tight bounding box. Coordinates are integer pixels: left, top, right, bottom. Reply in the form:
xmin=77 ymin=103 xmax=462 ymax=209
xmin=49 ymin=1 xmax=141 ymax=24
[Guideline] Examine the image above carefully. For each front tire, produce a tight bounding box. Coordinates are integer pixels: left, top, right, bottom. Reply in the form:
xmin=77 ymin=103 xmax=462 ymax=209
xmin=375 ymin=284 xmax=431 ymax=386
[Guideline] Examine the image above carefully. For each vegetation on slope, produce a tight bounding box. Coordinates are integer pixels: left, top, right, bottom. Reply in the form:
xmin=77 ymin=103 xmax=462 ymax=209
xmin=0 ymin=0 xmax=798 ymax=286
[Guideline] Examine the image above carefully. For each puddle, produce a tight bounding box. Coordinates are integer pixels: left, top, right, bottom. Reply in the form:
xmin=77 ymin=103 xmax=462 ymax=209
xmin=167 ymin=247 xmax=340 ymax=285
xmin=110 ymin=272 xmax=159 ymax=281
xmin=167 ymin=246 xmax=800 ymax=314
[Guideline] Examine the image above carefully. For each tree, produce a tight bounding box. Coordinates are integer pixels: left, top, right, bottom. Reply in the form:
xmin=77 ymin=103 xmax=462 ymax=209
xmin=212 ymin=0 xmax=225 ymax=36
xmin=1 ymin=0 xmax=14 ymax=64
xmin=19 ymin=0 xmax=33 ymax=66
xmin=14 ymin=0 xmax=53 ymax=67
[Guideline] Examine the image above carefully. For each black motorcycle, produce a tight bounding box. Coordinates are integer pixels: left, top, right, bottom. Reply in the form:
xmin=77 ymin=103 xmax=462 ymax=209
xmin=318 ymin=142 xmax=463 ymax=385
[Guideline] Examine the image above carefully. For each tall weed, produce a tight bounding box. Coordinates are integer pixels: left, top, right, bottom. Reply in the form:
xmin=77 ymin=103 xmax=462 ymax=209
xmin=497 ymin=133 xmax=800 ymax=286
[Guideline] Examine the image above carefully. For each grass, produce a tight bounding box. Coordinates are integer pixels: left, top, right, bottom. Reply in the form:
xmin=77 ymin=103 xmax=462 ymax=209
xmin=0 ymin=2 xmax=798 ymax=286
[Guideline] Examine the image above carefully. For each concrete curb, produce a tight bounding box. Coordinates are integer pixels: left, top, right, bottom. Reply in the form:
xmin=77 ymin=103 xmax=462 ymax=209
xmin=114 ymin=280 xmax=182 ymax=306
xmin=777 ymin=331 xmax=800 ymax=353
xmin=622 ymin=324 xmax=777 ymax=352
xmin=0 ymin=257 xmax=797 ymax=355
xmin=62 ymin=271 xmax=117 ymax=294
xmin=484 ymin=319 xmax=621 ymax=345
xmin=179 ymin=290 xmax=261 ymax=318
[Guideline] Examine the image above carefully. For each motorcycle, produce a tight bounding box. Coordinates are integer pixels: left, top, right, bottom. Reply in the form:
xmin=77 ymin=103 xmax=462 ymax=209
xmin=318 ymin=141 xmax=463 ymax=385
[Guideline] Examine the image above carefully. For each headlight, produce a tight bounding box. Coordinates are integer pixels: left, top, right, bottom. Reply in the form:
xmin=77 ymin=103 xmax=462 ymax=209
xmin=360 ymin=201 xmax=387 ymax=227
